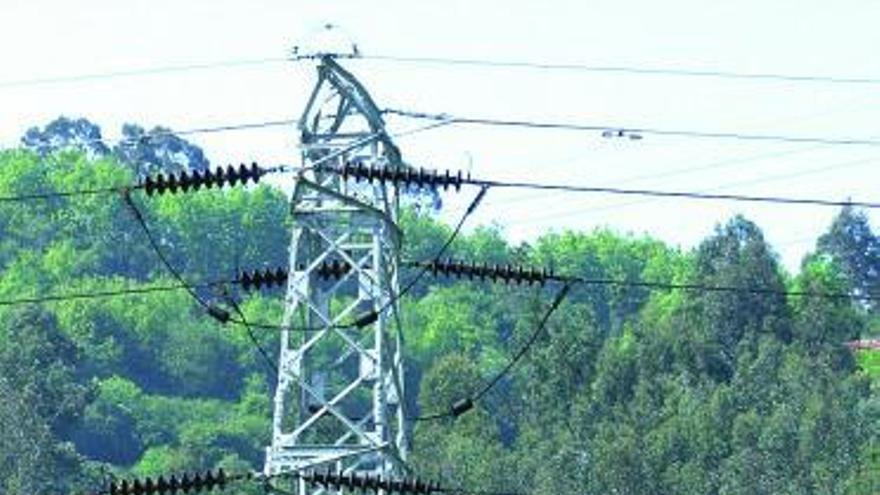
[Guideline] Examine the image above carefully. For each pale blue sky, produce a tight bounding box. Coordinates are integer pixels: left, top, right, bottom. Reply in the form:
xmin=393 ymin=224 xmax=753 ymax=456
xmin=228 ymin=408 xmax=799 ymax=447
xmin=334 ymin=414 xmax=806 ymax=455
xmin=2 ymin=0 xmax=879 ymax=270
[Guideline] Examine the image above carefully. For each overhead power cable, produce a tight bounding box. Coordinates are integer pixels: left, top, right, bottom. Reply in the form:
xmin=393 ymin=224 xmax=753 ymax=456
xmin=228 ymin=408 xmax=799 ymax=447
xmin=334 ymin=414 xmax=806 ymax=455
xmin=0 ymin=185 xmax=125 ymax=203
xmin=331 ymin=162 xmax=880 ymax=210
xmin=474 ymin=177 xmax=880 ymax=210
xmin=0 ymin=116 xmax=298 ymax=157
xmin=121 ymin=191 xmax=287 ymax=345
xmin=358 ymin=54 xmax=880 ymax=87
xmin=0 ymin=56 xmax=288 ymax=89
xmin=385 ymin=108 xmax=880 ymax=148
xmin=415 ymin=257 xmax=880 ymax=302
xmin=416 ymin=283 xmax=570 ymax=422
xmin=121 ymin=191 xmax=231 ymax=320
xmin=407 ymin=256 xmax=878 ymax=421
xmin=123 ymin=190 xmax=288 ymax=376
xmin=0 ymin=280 xmax=229 ymax=308
xmin=490 ymin=152 xmax=880 ymax=229
xmin=6 ymin=51 xmax=878 ymax=90
xmin=565 ymin=274 xmax=880 ymax=301
xmin=224 ymin=292 xmax=279 ymax=377
xmin=2 ymin=254 xmax=877 ymax=310
xmin=0 ymin=162 xmax=289 ymax=204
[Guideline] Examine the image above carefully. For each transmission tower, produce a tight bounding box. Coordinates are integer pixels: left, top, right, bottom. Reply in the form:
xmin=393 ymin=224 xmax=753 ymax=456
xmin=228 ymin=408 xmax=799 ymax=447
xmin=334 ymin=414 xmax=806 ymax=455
xmin=264 ymin=55 xmax=409 ymax=485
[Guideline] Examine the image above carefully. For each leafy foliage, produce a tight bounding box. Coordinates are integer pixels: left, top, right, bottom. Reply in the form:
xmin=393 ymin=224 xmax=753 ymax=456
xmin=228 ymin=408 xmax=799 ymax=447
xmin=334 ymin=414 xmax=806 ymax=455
xmin=21 ymin=116 xmax=210 ymax=177
xmin=1 ymin=145 xmax=878 ymax=493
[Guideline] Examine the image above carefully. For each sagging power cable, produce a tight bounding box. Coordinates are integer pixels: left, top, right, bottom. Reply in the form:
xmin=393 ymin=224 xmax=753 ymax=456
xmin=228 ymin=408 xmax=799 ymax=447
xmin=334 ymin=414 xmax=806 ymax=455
xmin=357 ymin=53 xmax=880 ymax=87
xmin=121 ymin=191 xmax=227 ymax=317
xmin=0 ymin=161 xmax=286 ymax=204
xmin=404 ymin=253 xmax=880 ymax=421
xmin=223 ymin=291 xmax=278 ymax=377
xmin=2 ymin=253 xmax=876 ymax=311
xmin=0 ymin=280 xmax=229 ymax=308
xmin=123 ymin=191 xmax=289 ymax=373
xmin=415 ymin=283 xmax=570 ymax=422
xmin=385 ymin=108 xmax=880 ymax=148
xmin=416 ymin=257 xmax=880 ymax=302
xmin=329 ymin=161 xmax=880 ymax=210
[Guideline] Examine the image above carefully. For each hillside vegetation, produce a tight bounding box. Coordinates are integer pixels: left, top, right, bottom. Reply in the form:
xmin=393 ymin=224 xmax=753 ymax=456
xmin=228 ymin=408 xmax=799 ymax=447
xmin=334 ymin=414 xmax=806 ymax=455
xmin=0 ymin=147 xmax=878 ymax=494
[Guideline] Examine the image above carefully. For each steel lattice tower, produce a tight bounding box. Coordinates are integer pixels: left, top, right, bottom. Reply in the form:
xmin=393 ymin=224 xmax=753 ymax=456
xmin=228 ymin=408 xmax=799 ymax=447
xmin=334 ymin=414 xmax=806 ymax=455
xmin=264 ymin=55 xmax=408 ymax=483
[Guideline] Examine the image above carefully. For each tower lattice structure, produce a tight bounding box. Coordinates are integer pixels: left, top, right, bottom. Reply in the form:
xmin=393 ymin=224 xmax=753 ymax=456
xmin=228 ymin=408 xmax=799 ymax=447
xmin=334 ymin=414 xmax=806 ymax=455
xmin=264 ymin=55 xmax=409 ymax=484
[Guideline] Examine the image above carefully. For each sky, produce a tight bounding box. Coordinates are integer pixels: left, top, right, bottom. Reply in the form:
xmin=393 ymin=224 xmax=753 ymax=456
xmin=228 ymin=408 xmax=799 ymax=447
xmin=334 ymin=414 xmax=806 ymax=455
xmin=2 ymin=0 xmax=880 ymax=271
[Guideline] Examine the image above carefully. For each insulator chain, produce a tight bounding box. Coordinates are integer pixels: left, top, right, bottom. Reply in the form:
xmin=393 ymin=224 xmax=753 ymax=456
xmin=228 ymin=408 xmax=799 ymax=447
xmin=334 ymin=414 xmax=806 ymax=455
xmin=415 ymin=259 xmax=555 ymax=286
xmin=238 ymin=260 xmax=354 ymax=290
xmin=337 ymin=162 xmax=470 ymax=191
xmin=141 ymin=163 xmax=265 ymax=196
xmin=107 ymin=468 xmax=244 ymax=495
xmin=239 ymin=259 xmax=554 ymax=290
xmin=300 ymin=470 xmax=441 ymax=495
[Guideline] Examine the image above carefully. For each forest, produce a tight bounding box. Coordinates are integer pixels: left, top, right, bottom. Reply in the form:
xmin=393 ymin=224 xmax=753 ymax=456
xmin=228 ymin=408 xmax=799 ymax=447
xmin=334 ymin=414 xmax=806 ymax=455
xmin=0 ymin=118 xmax=878 ymax=494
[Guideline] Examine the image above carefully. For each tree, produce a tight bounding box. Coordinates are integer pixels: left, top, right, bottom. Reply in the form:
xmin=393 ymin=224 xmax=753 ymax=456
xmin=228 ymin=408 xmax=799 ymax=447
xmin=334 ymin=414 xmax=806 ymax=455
xmin=0 ymin=307 xmax=95 ymax=493
xmin=113 ymin=123 xmax=209 ymax=176
xmin=817 ymin=205 xmax=880 ymax=313
xmin=0 ymin=306 xmax=92 ymax=436
xmin=685 ymin=216 xmax=791 ymax=381
xmin=19 ymin=116 xmax=211 ymax=176
xmin=3 ymin=145 xmax=879 ymax=488
xmin=72 ymin=376 xmax=143 ymax=465
xmin=792 ymin=257 xmax=863 ymax=363
xmin=21 ymin=116 xmax=110 ymax=159
xmin=0 ymin=376 xmax=90 ymax=494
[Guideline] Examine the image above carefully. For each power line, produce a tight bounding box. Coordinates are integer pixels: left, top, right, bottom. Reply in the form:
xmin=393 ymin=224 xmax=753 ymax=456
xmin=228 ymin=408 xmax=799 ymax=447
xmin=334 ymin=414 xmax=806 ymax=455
xmin=394 ymin=187 xmax=489 ymax=302
xmin=439 ymin=147 xmax=823 ymax=217
xmin=122 ymin=191 xmax=225 ymax=315
xmin=124 ymin=190 xmax=289 ymax=375
xmin=491 ymin=152 xmax=880 ymax=228
xmin=333 ymin=163 xmax=880 ymax=210
xmin=0 ymin=56 xmax=288 ymax=89
xmin=471 ymin=284 xmax=570 ymax=401
xmin=0 ymin=116 xmax=298 ymax=157
xmin=436 ymin=143 xmax=826 ymax=217
xmin=3 ymin=174 xmax=873 ymax=310
xmin=408 ymin=254 xmax=878 ymax=422
xmin=0 ymin=162 xmax=293 ymax=204
xmin=401 ymin=257 xmax=880 ymax=302
xmin=167 ymin=118 xmax=297 ymax=139
xmin=559 ymin=274 xmax=879 ymax=301
xmin=0 ymin=280 xmax=228 ymax=307
xmin=416 ymin=283 xmax=570 ymax=422
xmin=385 ymin=108 xmax=880 ymax=148
xmin=225 ymin=293 xmax=279 ymax=377
xmin=0 ymin=185 xmax=126 ymax=203
xmin=359 ymin=54 xmax=880 ymax=87
xmin=6 ymin=51 xmax=879 ymax=91
xmin=1 ymin=255 xmax=876 ymax=309
xmin=122 ymin=191 xmax=281 ymax=336
xmin=473 ymin=176 xmax=880 ymax=210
